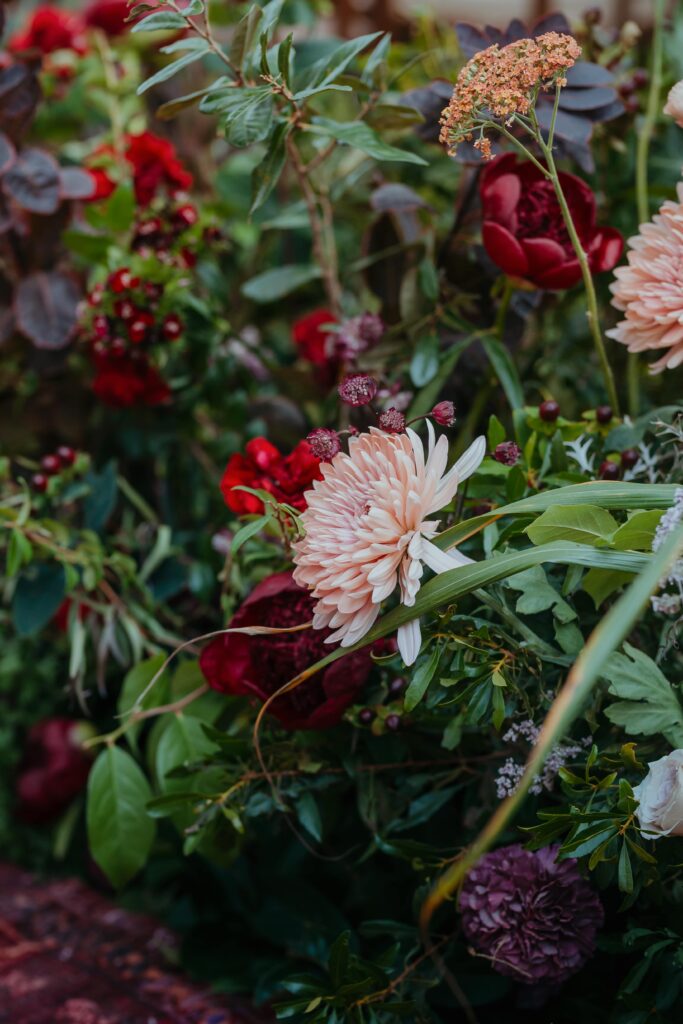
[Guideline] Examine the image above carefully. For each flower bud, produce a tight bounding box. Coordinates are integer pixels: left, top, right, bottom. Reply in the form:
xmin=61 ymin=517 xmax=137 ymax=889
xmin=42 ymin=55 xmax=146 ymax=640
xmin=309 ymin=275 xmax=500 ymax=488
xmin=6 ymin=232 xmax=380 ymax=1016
xmin=493 ymin=441 xmax=521 ymax=466
xmin=431 ymin=401 xmax=456 ymax=427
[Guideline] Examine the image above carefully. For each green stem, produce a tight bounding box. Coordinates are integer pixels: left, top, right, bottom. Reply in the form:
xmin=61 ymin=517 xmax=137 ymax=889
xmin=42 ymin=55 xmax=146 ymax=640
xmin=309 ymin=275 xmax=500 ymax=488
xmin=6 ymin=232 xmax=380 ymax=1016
xmin=495 ymin=277 xmax=513 ymax=338
xmin=535 ymin=99 xmax=620 ymax=415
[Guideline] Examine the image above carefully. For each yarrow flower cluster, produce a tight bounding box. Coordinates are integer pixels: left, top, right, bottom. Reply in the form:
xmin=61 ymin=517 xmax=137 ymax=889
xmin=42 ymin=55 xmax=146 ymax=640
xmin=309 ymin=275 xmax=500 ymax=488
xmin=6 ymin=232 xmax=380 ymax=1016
xmin=650 ymin=487 xmax=683 ymax=614
xmin=495 ymin=720 xmax=589 ymax=800
xmin=608 ymin=184 xmax=683 ymax=373
xmin=459 ymin=844 xmax=603 ymax=984
xmin=292 ymin=423 xmax=485 ymax=664
xmin=439 ymin=32 xmax=581 ymax=158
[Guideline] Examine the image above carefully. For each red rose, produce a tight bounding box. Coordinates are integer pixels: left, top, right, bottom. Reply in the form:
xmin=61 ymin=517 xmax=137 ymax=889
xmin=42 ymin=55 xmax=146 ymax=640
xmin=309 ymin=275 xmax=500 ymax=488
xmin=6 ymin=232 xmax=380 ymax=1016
xmin=292 ymin=309 xmax=338 ymax=366
xmin=220 ymin=437 xmax=322 ymax=515
xmin=16 ymin=718 xmax=93 ymax=824
xmin=88 ymin=132 xmax=193 ymax=207
xmin=199 ymin=572 xmax=373 ymax=730
xmin=84 ymin=0 xmax=133 ymax=36
xmin=479 ymin=153 xmax=623 ymax=290
xmin=9 ymin=7 xmax=87 ymax=57
xmin=92 ymin=352 xmax=170 ymax=407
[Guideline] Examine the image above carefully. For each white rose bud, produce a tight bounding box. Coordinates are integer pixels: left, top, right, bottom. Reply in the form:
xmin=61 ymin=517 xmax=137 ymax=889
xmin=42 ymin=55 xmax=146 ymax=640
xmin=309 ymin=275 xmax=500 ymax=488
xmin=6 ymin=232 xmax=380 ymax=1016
xmin=663 ymin=81 xmax=683 ymax=128
xmin=634 ymin=750 xmax=683 ymax=839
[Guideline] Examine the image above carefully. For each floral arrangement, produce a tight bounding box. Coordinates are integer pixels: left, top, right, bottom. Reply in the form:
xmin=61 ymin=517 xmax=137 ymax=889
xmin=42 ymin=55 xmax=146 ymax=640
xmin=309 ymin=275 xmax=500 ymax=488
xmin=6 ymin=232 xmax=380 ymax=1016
xmin=0 ymin=1 xmax=682 ymax=1022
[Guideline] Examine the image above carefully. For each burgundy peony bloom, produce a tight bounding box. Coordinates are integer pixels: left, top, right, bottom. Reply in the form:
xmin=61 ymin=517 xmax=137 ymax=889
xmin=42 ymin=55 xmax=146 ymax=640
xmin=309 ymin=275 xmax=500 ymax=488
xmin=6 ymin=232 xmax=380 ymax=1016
xmin=480 ymin=153 xmax=623 ymax=290
xmin=199 ymin=572 xmax=373 ymax=730
xmin=9 ymin=7 xmax=87 ymax=57
xmin=16 ymin=719 xmax=93 ymax=825
xmin=91 ymin=352 xmax=170 ymax=407
xmin=459 ymin=844 xmax=603 ymax=985
xmin=84 ymin=0 xmax=135 ymax=36
xmin=89 ymin=132 xmax=193 ymax=207
xmin=220 ymin=437 xmax=322 ymax=515
xmin=292 ymin=309 xmax=338 ymax=367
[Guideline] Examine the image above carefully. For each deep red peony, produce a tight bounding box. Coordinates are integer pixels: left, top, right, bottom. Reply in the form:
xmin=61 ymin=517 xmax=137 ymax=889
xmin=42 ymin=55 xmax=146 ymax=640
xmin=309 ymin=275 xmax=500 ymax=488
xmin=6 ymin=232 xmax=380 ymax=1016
xmin=89 ymin=131 xmax=193 ymax=207
xmin=479 ymin=153 xmax=623 ymax=290
xmin=220 ymin=437 xmax=322 ymax=515
xmin=92 ymin=352 xmax=171 ymax=407
xmin=199 ymin=572 xmax=373 ymax=730
xmin=16 ymin=718 xmax=93 ymax=824
xmin=292 ymin=309 xmax=338 ymax=366
xmin=9 ymin=6 xmax=88 ymax=57
xmin=83 ymin=0 xmax=133 ymax=36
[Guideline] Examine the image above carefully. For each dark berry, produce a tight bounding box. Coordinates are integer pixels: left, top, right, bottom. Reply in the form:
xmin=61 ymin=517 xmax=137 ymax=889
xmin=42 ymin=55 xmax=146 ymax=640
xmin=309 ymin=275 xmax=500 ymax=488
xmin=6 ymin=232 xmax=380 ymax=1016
xmin=385 ymin=713 xmax=401 ymax=731
xmin=108 ymin=268 xmax=139 ymax=293
xmin=41 ymin=454 xmax=61 ymax=475
xmin=389 ymin=677 xmax=406 ymax=695
xmin=31 ymin=473 xmax=48 ymax=492
xmin=584 ymin=6 xmax=601 ymax=24
xmin=599 ymin=460 xmax=620 ymax=480
xmin=173 ymin=204 xmax=199 ymax=229
xmin=620 ymin=448 xmax=639 ymax=469
xmin=93 ymin=315 xmax=110 ymax=339
xmin=358 ymin=708 xmax=375 ymax=725
xmin=162 ymin=314 xmax=183 ymax=342
xmin=128 ymin=313 xmax=154 ymax=345
xmin=56 ymin=446 xmax=77 ymax=466
xmin=114 ymin=299 xmax=137 ymax=321
xmin=110 ymin=337 xmax=127 ymax=357
xmin=624 ymin=97 xmax=640 ymax=115
xmin=539 ymin=400 xmax=560 ymax=423
xmin=596 ymin=405 xmax=613 ymax=425
xmin=136 ymin=217 xmax=163 ymax=238
xmin=632 ymin=68 xmax=649 ymax=89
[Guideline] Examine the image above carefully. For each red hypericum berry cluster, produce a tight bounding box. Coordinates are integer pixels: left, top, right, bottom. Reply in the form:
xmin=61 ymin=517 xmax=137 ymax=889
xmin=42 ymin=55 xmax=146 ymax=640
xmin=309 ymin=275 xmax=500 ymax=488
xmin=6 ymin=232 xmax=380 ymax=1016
xmin=595 ymin=405 xmax=614 ymax=426
xmin=599 ymin=459 xmax=620 ymax=480
xmin=31 ymin=446 xmax=79 ymax=492
xmin=130 ymin=197 xmax=212 ymax=269
xmin=539 ymin=399 xmax=560 ymax=423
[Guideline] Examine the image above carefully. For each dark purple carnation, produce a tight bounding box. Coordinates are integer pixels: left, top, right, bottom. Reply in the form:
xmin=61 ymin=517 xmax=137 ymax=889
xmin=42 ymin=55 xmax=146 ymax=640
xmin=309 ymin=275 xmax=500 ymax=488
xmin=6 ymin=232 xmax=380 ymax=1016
xmin=459 ymin=844 xmax=603 ymax=985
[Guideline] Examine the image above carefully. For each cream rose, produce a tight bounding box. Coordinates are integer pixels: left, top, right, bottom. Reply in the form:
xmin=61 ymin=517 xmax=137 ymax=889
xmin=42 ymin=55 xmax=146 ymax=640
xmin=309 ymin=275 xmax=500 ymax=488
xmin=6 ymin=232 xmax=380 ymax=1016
xmin=634 ymin=751 xmax=683 ymax=839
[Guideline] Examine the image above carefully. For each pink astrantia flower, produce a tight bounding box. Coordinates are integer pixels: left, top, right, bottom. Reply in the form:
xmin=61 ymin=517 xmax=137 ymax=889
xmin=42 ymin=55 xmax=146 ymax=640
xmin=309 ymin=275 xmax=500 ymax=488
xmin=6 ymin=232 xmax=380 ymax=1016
xmin=292 ymin=424 xmax=486 ymax=665
xmin=607 ymin=183 xmax=683 ymax=372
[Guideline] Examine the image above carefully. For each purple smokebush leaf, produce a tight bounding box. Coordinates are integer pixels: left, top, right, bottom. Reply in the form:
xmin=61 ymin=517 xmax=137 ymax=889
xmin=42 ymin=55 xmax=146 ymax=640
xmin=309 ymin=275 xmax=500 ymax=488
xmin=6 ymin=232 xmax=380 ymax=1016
xmin=15 ymin=271 xmax=80 ymax=350
xmin=3 ymin=148 xmax=60 ymax=214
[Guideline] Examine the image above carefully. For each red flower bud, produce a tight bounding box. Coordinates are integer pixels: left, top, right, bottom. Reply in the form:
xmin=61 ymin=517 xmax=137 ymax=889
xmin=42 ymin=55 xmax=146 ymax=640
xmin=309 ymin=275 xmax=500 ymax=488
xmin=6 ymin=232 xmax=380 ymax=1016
xmin=431 ymin=401 xmax=456 ymax=427
xmin=162 ymin=313 xmax=183 ymax=342
xmin=108 ymin=268 xmax=139 ymax=294
xmin=127 ymin=312 xmax=155 ymax=345
xmin=493 ymin=441 xmax=521 ymax=466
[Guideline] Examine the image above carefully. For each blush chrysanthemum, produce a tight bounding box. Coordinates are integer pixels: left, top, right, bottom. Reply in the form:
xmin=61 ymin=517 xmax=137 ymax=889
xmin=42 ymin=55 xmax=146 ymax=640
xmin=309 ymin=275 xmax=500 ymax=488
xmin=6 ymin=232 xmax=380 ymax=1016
xmin=607 ymin=183 xmax=683 ymax=373
xmin=292 ymin=424 xmax=486 ymax=665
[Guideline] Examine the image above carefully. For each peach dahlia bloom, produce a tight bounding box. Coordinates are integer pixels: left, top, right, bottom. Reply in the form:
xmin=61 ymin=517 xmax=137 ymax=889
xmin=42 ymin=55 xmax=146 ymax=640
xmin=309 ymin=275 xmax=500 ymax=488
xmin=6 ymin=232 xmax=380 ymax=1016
xmin=292 ymin=424 xmax=486 ymax=665
xmin=607 ymin=183 xmax=683 ymax=373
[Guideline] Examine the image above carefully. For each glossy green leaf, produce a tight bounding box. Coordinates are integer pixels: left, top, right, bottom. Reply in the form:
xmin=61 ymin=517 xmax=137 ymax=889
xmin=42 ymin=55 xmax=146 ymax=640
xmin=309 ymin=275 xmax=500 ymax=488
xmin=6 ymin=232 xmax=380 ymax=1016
xmin=308 ymin=118 xmax=427 ymax=165
xmin=242 ymin=264 xmax=321 ymax=302
xmin=526 ymin=504 xmax=619 ymax=547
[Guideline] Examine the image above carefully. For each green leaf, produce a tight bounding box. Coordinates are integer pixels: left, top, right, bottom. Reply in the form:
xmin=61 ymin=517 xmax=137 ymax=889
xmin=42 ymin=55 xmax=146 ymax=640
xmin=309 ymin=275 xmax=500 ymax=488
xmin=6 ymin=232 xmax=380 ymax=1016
xmin=229 ymin=4 xmax=263 ymax=66
xmin=132 ymin=10 xmax=187 ymax=32
xmin=12 ymin=563 xmax=65 ymax=636
xmin=612 ymin=509 xmax=663 ymax=551
xmin=213 ymin=87 xmax=274 ymax=147
xmin=526 ymin=504 xmax=619 ymax=547
xmin=294 ymin=32 xmax=382 ymax=99
xmin=506 ymin=566 xmax=576 ymax=622
xmin=481 ymin=335 xmax=524 ymax=409
xmin=560 ymin=820 xmax=618 ymax=858
xmin=87 ymin=746 xmax=156 ymax=888
xmin=231 ymin=514 xmax=270 ymax=554
xmin=84 ymin=460 xmax=118 ymax=533
xmin=309 ymin=117 xmax=427 ymax=165
xmin=241 ymin=264 xmax=321 ymax=302
xmin=6 ymin=530 xmax=32 ymax=578
xmin=409 ymin=332 xmax=439 ymax=387
xmin=618 ymin=841 xmax=634 ymax=893
xmin=361 ymin=32 xmax=391 ymax=86
xmin=404 ymin=645 xmax=441 ymax=711
xmin=118 ymin=654 xmax=169 ymax=748
xmin=602 ymin=643 xmax=683 ymax=747
xmin=329 ymin=931 xmax=350 ymax=989
xmin=251 ymin=121 xmax=290 ymax=213
xmin=582 ymin=568 xmax=635 ymax=608
xmin=296 ymin=792 xmax=323 ymax=842
xmin=138 ymin=49 xmax=208 ymax=95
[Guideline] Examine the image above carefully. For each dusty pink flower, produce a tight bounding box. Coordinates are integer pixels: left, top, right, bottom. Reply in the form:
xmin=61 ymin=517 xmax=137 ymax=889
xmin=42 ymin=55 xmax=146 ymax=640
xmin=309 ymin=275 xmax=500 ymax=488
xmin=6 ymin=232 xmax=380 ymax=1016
xmin=607 ymin=183 xmax=683 ymax=372
xmin=292 ymin=424 xmax=486 ymax=665
xmin=663 ymin=81 xmax=683 ymax=127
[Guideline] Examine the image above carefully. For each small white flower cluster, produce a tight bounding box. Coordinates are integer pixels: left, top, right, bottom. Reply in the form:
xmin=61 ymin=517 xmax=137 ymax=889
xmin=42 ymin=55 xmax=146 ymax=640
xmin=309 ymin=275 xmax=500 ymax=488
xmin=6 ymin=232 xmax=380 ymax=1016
xmin=495 ymin=720 xmax=590 ymax=800
xmin=651 ymin=487 xmax=683 ymax=615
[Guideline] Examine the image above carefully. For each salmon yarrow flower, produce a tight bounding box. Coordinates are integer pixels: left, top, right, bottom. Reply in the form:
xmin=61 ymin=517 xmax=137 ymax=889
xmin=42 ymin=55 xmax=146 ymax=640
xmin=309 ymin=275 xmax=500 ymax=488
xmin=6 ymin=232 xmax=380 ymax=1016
xmin=292 ymin=423 xmax=486 ymax=666
xmin=439 ymin=32 xmax=582 ymax=158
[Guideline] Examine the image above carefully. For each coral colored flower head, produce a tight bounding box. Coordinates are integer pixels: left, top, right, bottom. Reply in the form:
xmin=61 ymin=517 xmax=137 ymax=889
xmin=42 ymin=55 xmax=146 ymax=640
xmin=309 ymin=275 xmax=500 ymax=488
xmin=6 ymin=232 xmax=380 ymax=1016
xmin=293 ymin=424 xmax=486 ymax=664
xmin=479 ymin=153 xmax=623 ymax=290
xmin=221 ymin=438 xmax=323 ymax=515
xmin=9 ymin=7 xmax=88 ymax=57
xmin=16 ymin=718 xmax=94 ymax=825
xmin=199 ymin=572 xmax=373 ymax=730
xmin=459 ymin=844 xmax=603 ymax=984
xmin=439 ymin=32 xmax=581 ymax=157
xmin=663 ymin=81 xmax=683 ymax=128
xmin=607 ymin=183 xmax=683 ymax=372
xmin=89 ymin=132 xmax=193 ymax=207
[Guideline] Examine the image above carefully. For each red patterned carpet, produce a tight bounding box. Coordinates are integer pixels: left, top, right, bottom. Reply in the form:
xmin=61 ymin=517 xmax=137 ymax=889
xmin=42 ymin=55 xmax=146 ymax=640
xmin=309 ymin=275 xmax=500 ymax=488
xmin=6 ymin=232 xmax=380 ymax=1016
xmin=0 ymin=863 xmax=267 ymax=1024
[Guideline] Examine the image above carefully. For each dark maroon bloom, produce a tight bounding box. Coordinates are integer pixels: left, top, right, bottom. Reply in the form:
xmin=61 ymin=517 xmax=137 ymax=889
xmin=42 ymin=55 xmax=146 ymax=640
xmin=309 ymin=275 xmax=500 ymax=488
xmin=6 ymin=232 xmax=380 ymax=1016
xmin=431 ymin=401 xmax=456 ymax=427
xmin=199 ymin=572 xmax=373 ymax=730
xmin=307 ymin=428 xmax=342 ymax=462
xmin=16 ymin=719 xmax=93 ymax=825
xmin=459 ymin=844 xmax=603 ymax=984
xmin=91 ymin=352 xmax=170 ymax=407
xmin=480 ymin=153 xmax=623 ymax=290
xmin=338 ymin=374 xmax=378 ymax=407
xmin=493 ymin=441 xmax=521 ymax=466
xmin=378 ymin=408 xmax=406 ymax=434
